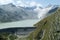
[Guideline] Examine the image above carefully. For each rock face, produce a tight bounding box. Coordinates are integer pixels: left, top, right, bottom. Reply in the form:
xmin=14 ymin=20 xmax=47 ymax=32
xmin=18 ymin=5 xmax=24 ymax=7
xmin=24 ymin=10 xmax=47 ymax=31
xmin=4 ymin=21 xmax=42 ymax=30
xmin=30 ymin=8 xmax=60 ymax=40
xmin=0 ymin=3 xmax=38 ymax=22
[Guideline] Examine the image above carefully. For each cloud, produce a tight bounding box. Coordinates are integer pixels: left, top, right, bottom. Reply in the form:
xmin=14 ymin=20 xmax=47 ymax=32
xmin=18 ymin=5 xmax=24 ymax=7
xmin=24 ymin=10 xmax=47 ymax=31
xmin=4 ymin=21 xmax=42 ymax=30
xmin=0 ymin=0 xmax=42 ymax=7
xmin=14 ymin=0 xmax=27 ymax=7
xmin=30 ymin=1 xmax=42 ymax=7
xmin=0 ymin=0 xmax=13 ymax=5
xmin=15 ymin=0 xmax=42 ymax=7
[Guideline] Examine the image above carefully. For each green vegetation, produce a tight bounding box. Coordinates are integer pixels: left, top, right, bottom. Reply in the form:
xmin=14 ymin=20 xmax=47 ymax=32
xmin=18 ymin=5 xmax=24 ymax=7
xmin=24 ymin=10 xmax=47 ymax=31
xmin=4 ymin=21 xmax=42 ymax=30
xmin=0 ymin=8 xmax=60 ymax=40
xmin=29 ymin=8 xmax=60 ymax=40
xmin=0 ymin=33 xmax=18 ymax=40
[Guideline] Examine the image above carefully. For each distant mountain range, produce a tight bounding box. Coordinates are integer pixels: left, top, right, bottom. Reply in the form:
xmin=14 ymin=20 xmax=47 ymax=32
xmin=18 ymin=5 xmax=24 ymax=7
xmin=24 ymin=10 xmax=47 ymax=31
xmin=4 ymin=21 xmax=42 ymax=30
xmin=0 ymin=3 xmax=59 ymax=22
xmin=0 ymin=3 xmax=38 ymax=22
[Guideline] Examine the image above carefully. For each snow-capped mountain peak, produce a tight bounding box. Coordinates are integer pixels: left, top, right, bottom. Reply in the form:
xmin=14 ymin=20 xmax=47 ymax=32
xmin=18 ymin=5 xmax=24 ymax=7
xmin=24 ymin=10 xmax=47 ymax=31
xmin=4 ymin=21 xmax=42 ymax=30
xmin=37 ymin=5 xmax=59 ymax=20
xmin=37 ymin=5 xmax=54 ymax=19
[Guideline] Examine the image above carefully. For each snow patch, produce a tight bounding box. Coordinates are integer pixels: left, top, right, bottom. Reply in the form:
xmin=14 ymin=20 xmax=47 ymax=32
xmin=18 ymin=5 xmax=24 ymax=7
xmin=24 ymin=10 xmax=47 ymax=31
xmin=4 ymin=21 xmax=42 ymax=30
xmin=34 ymin=6 xmax=53 ymax=19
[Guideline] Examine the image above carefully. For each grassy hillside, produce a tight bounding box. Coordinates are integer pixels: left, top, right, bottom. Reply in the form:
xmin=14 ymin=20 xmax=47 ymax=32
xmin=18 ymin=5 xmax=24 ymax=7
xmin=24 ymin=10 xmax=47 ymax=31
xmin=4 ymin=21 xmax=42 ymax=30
xmin=29 ymin=8 xmax=60 ymax=40
xmin=0 ymin=8 xmax=60 ymax=40
xmin=0 ymin=33 xmax=18 ymax=40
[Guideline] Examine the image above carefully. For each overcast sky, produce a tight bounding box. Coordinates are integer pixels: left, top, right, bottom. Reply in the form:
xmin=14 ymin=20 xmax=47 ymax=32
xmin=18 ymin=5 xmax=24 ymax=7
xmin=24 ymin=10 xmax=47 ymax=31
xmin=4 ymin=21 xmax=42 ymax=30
xmin=0 ymin=0 xmax=60 ymax=7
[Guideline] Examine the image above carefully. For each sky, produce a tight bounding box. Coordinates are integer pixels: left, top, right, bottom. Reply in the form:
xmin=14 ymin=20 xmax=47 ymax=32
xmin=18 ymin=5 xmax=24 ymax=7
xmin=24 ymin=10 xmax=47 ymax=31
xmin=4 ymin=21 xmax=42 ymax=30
xmin=0 ymin=0 xmax=60 ymax=7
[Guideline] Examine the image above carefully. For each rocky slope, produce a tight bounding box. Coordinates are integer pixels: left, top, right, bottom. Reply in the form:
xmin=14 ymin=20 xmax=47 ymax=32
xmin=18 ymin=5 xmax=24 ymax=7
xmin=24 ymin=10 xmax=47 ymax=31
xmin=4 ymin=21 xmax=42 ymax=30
xmin=31 ymin=7 xmax=60 ymax=40
xmin=0 ymin=3 xmax=38 ymax=22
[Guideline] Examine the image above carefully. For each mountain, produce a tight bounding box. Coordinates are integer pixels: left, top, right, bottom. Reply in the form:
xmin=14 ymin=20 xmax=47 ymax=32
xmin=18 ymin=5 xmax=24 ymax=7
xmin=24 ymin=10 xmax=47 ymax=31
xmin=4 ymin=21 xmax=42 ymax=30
xmin=23 ymin=6 xmax=43 ymax=11
xmin=29 ymin=7 xmax=60 ymax=40
xmin=24 ymin=6 xmax=37 ymax=10
xmin=48 ymin=5 xmax=59 ymax=13
xmin=0 ymin=3 xmax=38 ymax=22
xmin=0 ymin=3 xmax=60 ymax=40
xmin=38 ymin=5 xmax=59 ymax=20
xmin=0 ymin=3 xmax=59 ymax=23
xmin=36 ymin=5 xmax=57 ymax=20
